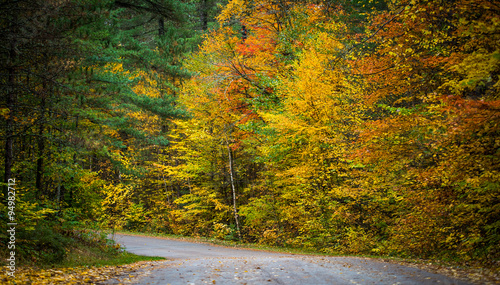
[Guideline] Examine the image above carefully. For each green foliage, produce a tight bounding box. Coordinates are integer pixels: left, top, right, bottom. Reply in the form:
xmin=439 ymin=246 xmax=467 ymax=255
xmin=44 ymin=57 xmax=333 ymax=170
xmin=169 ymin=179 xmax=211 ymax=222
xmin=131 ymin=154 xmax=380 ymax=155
xmin=19 ymin=222 xmax=72 ymax=264
xmin=0 ymin=0 xmax=200 ymax=267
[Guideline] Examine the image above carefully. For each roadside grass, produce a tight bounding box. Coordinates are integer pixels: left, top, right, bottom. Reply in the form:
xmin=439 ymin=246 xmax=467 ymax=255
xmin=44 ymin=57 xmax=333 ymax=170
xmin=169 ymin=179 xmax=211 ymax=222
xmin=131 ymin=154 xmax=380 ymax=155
xmin=0 ymin=231 xmax=165 ymax=269
xmin=57 ymin=242 xmax=165 ymax=268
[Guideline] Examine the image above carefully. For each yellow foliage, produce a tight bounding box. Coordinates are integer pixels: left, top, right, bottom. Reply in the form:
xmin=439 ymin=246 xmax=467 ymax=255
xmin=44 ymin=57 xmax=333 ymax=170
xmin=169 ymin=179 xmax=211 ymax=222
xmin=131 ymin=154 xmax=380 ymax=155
xmin=444 ymin=50 xmax=500 ymax=94
xmin=217 ymin=0 xmax=248 ymax=22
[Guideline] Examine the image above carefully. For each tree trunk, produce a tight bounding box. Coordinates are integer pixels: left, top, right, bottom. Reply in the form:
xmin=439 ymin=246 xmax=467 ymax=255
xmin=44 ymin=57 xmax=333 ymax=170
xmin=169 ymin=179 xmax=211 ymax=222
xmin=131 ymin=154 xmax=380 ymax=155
xmin=200 ymin=0 xmax=208 ymax=31
xmin=36 ymin=95 xmax=46 ymax=195
xmin=158 ymin=16 xmax=165 ymax=37
xmin=4 ymin=113 xmax=14 ymax=204
xmin=226 ymin=137 xmax=241 ymax=241
xmin=3 ymin=35 xmax=17 ymax=204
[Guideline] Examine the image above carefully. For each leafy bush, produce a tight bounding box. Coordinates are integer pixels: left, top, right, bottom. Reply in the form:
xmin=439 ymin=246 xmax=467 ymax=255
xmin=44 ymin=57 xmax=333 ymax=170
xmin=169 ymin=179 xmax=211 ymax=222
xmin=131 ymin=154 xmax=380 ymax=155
xmin=17 ymin=222 xmax=71 ymax=264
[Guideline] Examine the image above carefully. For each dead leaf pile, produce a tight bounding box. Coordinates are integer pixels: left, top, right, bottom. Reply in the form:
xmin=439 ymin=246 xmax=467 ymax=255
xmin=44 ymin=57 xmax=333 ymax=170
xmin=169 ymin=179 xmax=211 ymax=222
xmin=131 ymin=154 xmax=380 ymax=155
xmin=0 ymin=260 xmax=165 ymax=284
xmin=387 ymin=259 xmax=500 ymax=285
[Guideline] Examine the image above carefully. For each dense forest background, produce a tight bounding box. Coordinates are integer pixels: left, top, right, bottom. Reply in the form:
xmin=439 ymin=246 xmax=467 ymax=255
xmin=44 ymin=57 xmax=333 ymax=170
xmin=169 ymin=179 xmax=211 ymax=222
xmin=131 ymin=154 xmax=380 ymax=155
xmin=1 ymin=0 xmax=498 ymax=266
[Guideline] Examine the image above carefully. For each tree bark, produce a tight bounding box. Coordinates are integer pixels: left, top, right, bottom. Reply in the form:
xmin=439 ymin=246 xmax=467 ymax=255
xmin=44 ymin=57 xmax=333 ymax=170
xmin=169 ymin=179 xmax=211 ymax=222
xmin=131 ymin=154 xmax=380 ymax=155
xmin=158 ymin=16 xmax=165 ymax=37
xmin=226 ymin=137 xmax=241 ymax=241
xmin=36 ymin=94 xmax=46 ymax=195
xmin=3 ymin=32 xmax=17 ymax=205
xmin=200 ymin=0 xmax=208 ymax=31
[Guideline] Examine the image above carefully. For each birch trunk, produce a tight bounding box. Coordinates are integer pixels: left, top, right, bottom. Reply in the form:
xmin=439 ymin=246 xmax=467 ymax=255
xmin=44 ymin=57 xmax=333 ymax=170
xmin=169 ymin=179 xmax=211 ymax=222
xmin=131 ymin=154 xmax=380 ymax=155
xmin=226 ymin=138 xmax=241 ymax=241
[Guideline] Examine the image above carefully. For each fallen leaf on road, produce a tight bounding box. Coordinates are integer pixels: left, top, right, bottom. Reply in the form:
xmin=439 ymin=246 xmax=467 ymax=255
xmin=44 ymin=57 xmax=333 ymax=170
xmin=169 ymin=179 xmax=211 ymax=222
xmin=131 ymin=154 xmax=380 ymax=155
xmin=0 ymin=260 xmax=165 ymax=284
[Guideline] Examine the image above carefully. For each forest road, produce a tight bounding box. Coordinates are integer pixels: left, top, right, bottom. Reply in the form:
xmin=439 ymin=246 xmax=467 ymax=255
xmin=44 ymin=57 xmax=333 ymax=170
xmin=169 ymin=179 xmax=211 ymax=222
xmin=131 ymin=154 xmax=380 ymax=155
xmin=107 ymin=233 xmax=472 ymax=285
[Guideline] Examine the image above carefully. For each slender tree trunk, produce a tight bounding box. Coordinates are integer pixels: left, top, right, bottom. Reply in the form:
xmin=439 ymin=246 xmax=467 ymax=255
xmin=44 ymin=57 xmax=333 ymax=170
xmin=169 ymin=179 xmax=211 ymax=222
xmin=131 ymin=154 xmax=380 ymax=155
xmin=158 ymin=17 xmax=165 ymax=37
xmin=4 ymin=111 xmax=14 ymax=204
xmin=187 ymin=177 xmax=192 ymax=194
xmin=35 ymin=132 xmax=44 ymax=194
xmin=200 ymin=0 xmax=208 ymax=31
xmin=73 ymin=113 xmax=79 ymax=160
xmin=56 ymin=180 xmax=61 ymax=209
xmin=176 ymin=184 xmax=181 ymax=198
xmin=159 ymin=147 xmax=169 ymax=203
xmin=225 ymin=137 xmax=241 ymax=241
xmin=163 ymin=175 xmax=169 ymax=203
xmin=36 ymin=96 xmax=46 ymax=195
xmin=4 ymin=37 xmax=17 ymax=204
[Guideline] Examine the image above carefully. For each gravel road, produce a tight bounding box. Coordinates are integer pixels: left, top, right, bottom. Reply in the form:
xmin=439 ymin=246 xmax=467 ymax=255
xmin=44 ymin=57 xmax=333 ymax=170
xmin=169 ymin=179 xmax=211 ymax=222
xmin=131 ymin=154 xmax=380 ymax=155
xmin=107 ymin=234 xmax=472 ymax=285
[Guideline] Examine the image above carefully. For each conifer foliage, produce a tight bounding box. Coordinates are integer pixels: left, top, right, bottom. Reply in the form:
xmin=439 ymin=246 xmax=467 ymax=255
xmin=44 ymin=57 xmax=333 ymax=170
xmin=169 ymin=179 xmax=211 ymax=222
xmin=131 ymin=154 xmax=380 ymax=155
xmin=0 ymin=0 xmax=203 ymax=264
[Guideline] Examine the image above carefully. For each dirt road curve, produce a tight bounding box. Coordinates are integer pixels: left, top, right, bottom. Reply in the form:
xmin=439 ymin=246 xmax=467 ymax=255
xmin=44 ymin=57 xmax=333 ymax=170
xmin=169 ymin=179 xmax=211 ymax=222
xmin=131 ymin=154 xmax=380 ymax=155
xmin=108 ymin=234 xmax=472 ymax=285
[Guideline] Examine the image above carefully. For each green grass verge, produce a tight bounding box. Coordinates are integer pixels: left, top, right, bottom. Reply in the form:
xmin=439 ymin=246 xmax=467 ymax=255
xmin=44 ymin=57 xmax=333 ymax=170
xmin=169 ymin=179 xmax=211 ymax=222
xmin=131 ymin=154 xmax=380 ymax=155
xmin=56 ymin=242 xmax=165 ymax=268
